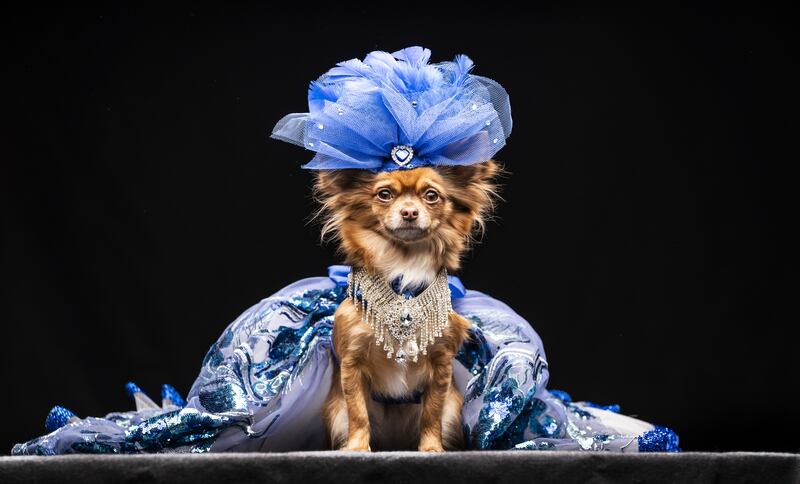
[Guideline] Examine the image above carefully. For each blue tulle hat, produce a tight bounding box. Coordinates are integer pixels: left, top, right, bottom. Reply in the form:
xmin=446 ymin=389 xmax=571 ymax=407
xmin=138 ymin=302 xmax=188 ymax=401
xmin=271 ymin=46 xmax=512 ymax=171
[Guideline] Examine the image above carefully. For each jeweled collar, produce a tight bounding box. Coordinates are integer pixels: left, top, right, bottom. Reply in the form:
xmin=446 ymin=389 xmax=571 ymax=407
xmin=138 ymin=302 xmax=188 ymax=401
xmin=327 ymin=265 xmax=466 ymax=298
xmin=348 ymin=267 xmax=452 ymax=363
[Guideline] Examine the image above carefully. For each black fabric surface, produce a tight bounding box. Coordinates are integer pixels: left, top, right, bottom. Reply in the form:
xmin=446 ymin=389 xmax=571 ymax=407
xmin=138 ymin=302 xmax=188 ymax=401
xmin=1 ymin=451 xmax=797 ymax=484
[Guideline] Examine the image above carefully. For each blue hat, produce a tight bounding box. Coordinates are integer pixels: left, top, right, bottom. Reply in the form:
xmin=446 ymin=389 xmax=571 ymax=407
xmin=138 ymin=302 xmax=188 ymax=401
xmin=271 ymin=46 xmax=512 ymax=171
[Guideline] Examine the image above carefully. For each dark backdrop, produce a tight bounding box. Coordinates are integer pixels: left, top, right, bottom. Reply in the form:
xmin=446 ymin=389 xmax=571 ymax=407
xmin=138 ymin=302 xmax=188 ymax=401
xmin=2 ymin=5 xmax=793 ymax=453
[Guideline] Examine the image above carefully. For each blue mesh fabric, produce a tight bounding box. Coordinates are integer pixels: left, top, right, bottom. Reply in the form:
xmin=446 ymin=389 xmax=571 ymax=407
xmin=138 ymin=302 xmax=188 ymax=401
xmin=271 ymin=46 xmax=512 ymax=171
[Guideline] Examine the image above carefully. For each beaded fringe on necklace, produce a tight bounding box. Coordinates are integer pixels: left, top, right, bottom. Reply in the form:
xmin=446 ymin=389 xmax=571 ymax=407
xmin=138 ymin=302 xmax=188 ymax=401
xmin=347 ymin=267 xmax=452 ymax=363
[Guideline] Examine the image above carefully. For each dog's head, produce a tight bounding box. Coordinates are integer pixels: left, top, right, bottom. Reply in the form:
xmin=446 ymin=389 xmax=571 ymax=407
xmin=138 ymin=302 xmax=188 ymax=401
xmin=313 ymin=161 xmax=500 ymax=272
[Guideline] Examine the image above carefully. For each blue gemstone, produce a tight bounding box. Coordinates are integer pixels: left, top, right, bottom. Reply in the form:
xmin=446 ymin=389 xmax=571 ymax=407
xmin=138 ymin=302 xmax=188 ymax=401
xmin=395 ymin=149 xmax=409 ymax=161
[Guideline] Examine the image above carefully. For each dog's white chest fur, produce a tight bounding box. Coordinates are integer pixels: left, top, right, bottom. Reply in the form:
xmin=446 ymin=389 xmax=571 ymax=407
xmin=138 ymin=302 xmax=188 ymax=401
xmin=377 ymin=359 xmax=429 ymax=395
xmin=376 ymin=365 xmax=414 ymax=397
xmin=381 ymin=250 xmax=439 ymax=292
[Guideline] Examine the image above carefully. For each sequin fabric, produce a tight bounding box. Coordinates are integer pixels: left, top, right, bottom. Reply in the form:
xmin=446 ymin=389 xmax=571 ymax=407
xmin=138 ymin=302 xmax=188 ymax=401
xmin=44 ymin=406 xmax=75 ymax=433
xmin=12 ymin=269 xmax=678 ymax=454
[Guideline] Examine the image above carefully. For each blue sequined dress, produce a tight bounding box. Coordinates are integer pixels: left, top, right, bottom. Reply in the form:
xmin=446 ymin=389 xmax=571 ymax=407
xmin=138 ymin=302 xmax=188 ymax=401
xmin=12 ymin=266 xmax=679 ymax=455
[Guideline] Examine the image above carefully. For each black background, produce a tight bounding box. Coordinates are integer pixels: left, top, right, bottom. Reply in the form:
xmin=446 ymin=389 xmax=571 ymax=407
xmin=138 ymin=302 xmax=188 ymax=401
xmin=2 ymin=5 xmax=794 ymax=453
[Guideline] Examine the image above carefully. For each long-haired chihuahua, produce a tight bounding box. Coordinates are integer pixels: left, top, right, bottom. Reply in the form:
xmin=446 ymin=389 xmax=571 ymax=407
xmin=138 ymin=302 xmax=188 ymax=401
xmin=315 ymin=160 xmax=499 ymax=452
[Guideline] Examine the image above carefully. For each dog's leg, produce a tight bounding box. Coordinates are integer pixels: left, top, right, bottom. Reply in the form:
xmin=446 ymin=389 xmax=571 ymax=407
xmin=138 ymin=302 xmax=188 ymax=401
xmin=323 ymin=366 xmax=349 ymax=449
xmin=332 ymin=301 xmax=373 ymax=451
xmin=418 ymin=351 xmax=453 ymax=452
xmin=419 ymin=312 xmax=469 ymax=452
xmin=340 ymin=355 xmax=371 ymax=451
xmin=441 ymin=385 xmax=465 ymax=450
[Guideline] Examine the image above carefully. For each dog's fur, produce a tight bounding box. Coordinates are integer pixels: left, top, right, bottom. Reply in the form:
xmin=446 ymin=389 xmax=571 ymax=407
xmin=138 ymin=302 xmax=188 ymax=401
xmin=316 ymin=160 xmax=499 ymax=452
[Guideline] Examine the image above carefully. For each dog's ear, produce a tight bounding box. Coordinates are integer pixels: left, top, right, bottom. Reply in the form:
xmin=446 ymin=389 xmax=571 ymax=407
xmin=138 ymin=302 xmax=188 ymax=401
xmin=437 ymin=160 xmax=501 ymax=204
xmin=313 ymin=169 xmax=373 ymax=202
xmin=444 ymin=160 xmax=500 ymax=185
xmin=312 ymin=169 xmax=376 ymax=242
xmin=437 ymin=160 xmax=503 ymax=238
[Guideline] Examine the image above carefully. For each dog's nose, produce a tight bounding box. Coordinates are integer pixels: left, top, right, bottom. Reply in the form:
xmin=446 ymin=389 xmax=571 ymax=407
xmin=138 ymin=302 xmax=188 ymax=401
xmin=400 ymin=207 xmax=419 ymax=221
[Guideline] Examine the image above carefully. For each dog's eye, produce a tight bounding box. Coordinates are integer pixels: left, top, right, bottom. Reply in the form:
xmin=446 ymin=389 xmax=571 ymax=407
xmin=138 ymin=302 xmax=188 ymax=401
xmin=376 ymin=189 xmax=393 ymax=201
xmin=423 ymin=189 xmax=440 ymax=203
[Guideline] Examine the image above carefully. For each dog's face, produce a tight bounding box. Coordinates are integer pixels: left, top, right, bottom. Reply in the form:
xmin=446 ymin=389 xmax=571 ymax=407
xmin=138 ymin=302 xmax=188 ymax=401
xmin=370 ymin=168 xmax=451 ymax=243
xmin=313 ymin=161 xmax=499 ymax=271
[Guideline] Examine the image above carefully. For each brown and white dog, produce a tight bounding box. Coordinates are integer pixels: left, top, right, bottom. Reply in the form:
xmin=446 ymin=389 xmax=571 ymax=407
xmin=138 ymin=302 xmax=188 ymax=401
xmin=315 ymin=160 xmax=499 ymax=452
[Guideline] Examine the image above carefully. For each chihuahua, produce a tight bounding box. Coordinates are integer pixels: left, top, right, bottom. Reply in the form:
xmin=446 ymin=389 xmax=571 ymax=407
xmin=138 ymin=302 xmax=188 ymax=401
xmin=316 ymin=160 xmax=499 ymax=452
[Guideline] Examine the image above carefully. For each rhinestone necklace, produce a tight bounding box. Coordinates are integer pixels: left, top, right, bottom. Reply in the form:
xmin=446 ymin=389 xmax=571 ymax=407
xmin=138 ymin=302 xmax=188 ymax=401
xmin=347 ymin=267 xmax=452 ymax=363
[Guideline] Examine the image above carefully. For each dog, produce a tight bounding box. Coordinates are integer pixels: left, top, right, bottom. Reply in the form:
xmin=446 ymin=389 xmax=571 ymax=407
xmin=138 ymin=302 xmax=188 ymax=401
xmin=315 ymin=160 xmax=499 ymax=452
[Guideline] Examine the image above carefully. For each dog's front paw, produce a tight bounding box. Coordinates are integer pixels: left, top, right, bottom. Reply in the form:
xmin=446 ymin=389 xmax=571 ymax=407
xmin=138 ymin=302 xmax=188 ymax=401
xmin=341 ymin=442 xmax=371 ymax=452
xmin=418 ymin=443 xmax=444 ymax=452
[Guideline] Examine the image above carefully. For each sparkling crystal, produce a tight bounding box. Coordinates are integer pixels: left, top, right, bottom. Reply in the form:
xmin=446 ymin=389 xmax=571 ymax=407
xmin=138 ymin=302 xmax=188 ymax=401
xmin=317 ymin=123 xmax=324 ymax=129
xmin=395 ymin=149 xmax=409 ymax=161
xmin=395 ymin=350 xmax=407 ymax=363
xmin=390 ymin=145 xmax=415 ymax=166
xmin=471 ymin=103 xmax=477 ymax=110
